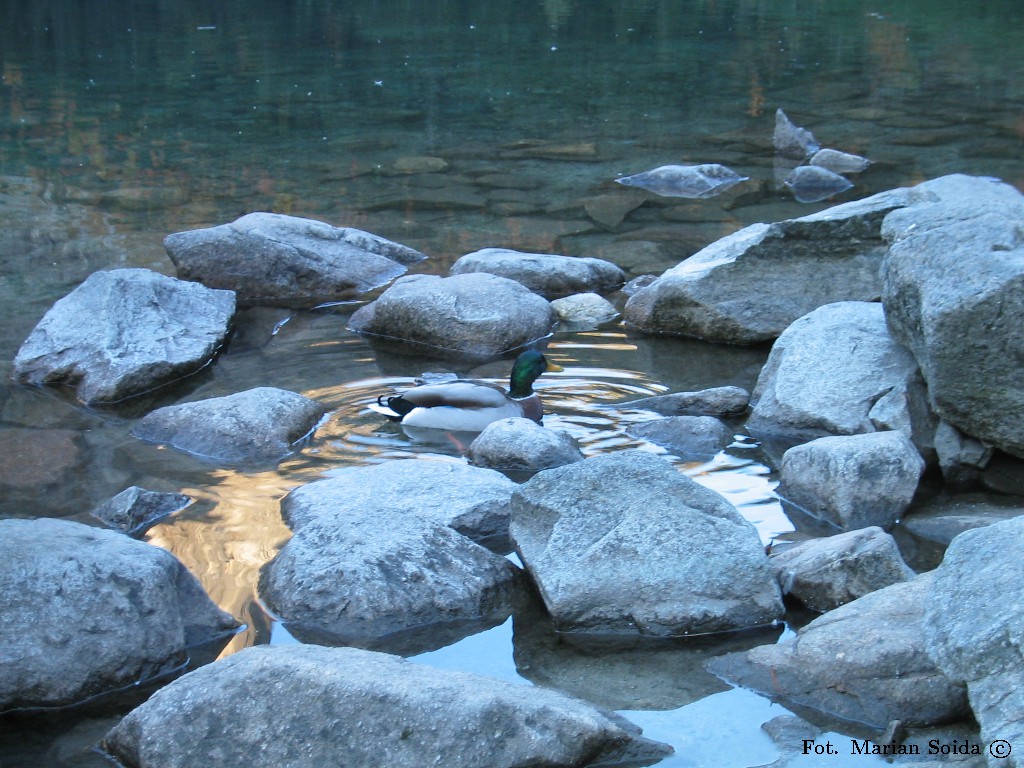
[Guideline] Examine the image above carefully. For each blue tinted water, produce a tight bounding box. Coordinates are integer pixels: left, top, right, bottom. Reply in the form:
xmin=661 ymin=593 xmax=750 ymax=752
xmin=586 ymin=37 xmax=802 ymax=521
xmin=2 ymin=1 xmax=1021 ymax=765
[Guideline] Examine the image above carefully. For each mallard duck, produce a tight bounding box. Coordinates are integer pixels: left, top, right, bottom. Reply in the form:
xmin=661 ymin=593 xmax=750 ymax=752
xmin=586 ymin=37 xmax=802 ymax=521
xmin=375 ymin=350 xmax=563 ymax=432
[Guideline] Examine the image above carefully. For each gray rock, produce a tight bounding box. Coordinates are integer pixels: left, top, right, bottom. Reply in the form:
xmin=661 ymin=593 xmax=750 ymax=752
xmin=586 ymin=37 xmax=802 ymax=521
xmin=774 ymin=109 xmax=820 ymax=159
xmin=261 ymin=460 xmax=520 ymax=649
xmin=164 ymin=212 xmax=425 ymax=306
xmin=902 ymin=492 xmax=1024 ymax=546
xmin=924 ymin=516 xmax=1024 ymax=767
xmin=348 ymin=273 xmax=556 ymax=358
xmin=933 ymin=420 xmax=994 ymax=489
xmin=623 ymin=385 xmax=750 ymax=418
xmin=747 ymin=301 xmax=934 ymax=449
xmin=622 ymin=189 xmax=910 ymax=343
xmin=12 ymin=269 xmax=235 ymax=404
xmin=468 ymin=418 xmax=584 ymax=472
xmin=771 ymin=526 xmax=915 ymax=611
xmin=625 ymin=415 xmax=734 ymax=458
xmin=102 ymin=645 xmax=672 ymax=768
xmin=90 ymin=486 xmax=192 ymax=537
xmin=0 ymin=518 xmax=238 ymax=711
xmin=708 ymin=573 xmax=969 ymax=729
xmin=132 ymin=387 xmax=325 ymax=465
xmin=510 ymin=450 xmax=783 ymax=636
xmin=450 ymin=248 xmax=625 ymax=298
xmin=549 ymin=292 xmax=618 ymax=327
xmin=778 ymin=431 xmax=925 ymax=530
xmin=281 ymin=460 xmax=517 ymax=547
xmin=882 ymin=174 xmax=1024 ymax=459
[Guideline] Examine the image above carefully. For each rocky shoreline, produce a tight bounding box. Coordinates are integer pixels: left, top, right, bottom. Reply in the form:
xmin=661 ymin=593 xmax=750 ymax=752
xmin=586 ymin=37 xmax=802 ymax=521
xmin=3 ymin=173 xmax=1024 ymax=767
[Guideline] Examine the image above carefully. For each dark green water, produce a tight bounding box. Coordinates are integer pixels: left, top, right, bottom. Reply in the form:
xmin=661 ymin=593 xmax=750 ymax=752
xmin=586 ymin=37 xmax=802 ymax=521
xmin=1 ymin=1 xmax=1022 ymax=765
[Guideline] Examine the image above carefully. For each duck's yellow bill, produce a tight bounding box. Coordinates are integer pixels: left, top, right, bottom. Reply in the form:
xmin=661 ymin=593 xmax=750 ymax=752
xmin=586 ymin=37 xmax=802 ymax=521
xmin=546 ymin=361 xmax=564 ymax=372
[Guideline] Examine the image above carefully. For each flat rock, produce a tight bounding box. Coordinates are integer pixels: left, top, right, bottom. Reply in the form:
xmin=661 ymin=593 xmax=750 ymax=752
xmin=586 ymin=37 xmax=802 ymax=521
xmin=0 ymin=518 xmax=238 ymax=712
xmin=902 ymin=492 xmax=1024 ymax=545
xmin=622 ymin=189 xmax=910 ymax=343
xmin=164 ymin=212 xmax=425 ymax=306
xmin=348 ymin=273 xmax=556 ymax=358
xmin=771 ymin=526 xmax=915 ymax=611
xmin=281 ymin=460 xmax=517 ymax=547
xmin=746 ymin=301 xmax=934 ymax=450
xmin=450 ymin=248 xmax=625 ymax=298
xmin=625 ymin=415 xmax=734 ymax=458
xmin=102 ymin=645 xmax=672 ymax=768
xmin=623 ymin=386 xmax=750 ymax=418
xmin=12 ymin=269 xmax=235 ymax=404
xmin=777 ymin=431 xmax=925 ymax=530
xmin=881 ymin=174 xmax=1024 ymax=458
xmin=90 ymin=486 xmax=192 ymax=537
xmin=132 ymin=387 xmax=325 ymax=465
xmin=510 ymin=450 xmax=783 ymax=636
xmin=708 ymin=573 xmax=969 ymax=729
xmin=260 ymin=460 xmax=520 ymax=650
xmin=467 ymin=418 xmax=584 ymax=472
xmin=923 ymin=516 xmax=1024 ymax=765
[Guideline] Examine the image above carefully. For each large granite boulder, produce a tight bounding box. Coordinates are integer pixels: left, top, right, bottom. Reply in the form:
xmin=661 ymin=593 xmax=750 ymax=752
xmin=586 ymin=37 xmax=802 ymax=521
xmin=708 ymin=573 xmax=969 ymax=729
xmin=0 ymin=518 xmax=239 ymax=711
xmin=450 ymin=248 xmax=625 ymax=298
xmin=12 ymin=269 xmax=235 ymax=404
xmin=746 ymin=301 xmax=933 ymax=449
xmin=771 ymin=526 xmax=915 ymax=611
xmin=881 ymin=174 xmax=1024 ymax=459
xmin=260 ymin=460 xmax=521 ymax=650
xmin=102 ymin=645 xmax=672 ymax=768
xmin=164 ymin=212 xmax=425 ymax=306
xmin=348 ymin=273 xmax=556 ymax=358
xmin=777 ymin=431 xmax=925 ymax=530
xmin=132 ymin=387 xmax=326 ymax=465
xmin=622 ymin=189 xmax=910 ymax=343
xmin=924 ymin=517 xmax=1024 ymax=765
xmin=510 ymin=450 xmax=783 ymax=636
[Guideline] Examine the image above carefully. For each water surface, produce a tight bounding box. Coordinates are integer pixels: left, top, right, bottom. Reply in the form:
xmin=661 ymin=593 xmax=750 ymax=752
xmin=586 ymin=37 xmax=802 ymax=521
xmin=2 ymin=1 xmax=1022 ymax=765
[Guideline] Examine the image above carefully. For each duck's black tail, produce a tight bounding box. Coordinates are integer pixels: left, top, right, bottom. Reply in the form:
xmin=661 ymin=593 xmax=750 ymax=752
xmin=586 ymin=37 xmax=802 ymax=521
xmin=376 ymin=394 xmax=415 ymax=420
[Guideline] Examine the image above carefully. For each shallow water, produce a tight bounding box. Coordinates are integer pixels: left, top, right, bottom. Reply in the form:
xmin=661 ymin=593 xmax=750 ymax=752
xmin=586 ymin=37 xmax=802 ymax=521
xmin=2 ymin=1 xmax=1022 ymax=765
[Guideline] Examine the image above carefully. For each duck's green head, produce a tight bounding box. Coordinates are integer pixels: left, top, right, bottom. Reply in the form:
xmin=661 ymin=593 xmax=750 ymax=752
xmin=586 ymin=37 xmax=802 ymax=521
xmin=509 ymin=350 xmax=563 ymax=398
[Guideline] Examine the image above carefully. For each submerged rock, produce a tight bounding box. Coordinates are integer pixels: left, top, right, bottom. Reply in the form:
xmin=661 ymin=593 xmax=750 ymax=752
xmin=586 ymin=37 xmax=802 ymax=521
xmin=746 ymin=301 xmax=934 ymax=450
xmin=614 ymin=163 xmax=748 ymax=199
xmin=708 ymin=573 xmax=969 ymax=729
xmin=468 ymin=418 xmax=584 ymax=472
xmin=260 ymin=460 xmax=520 ymax=650
xmin=348 ymin=273 xmax=556 ymax=358
xmin=450 ymin=248 xmax=625 ymax=298
xmin=510 ymin=450 xmax=783 ymax=636
xmin=102 ymin=645 xmax=672 ymax=768
xmin=622 ymin=189 xmax=910 ymax=344
xmin=777 ymin=431 xmax=925 ymax=530
xmin=0 ymin=518 xmax=238 ymax=712
xmin=164 ymin=212 xmax=425 ymax=306
xmin=132 ymin=387 xmax=325 ymax=465
xmin=924 ymin=517 xmax=1024 ymax=763
xmin=783 ymin=165 xmax=854 ymax=203
xmin=901 ymin=492 xmax=1024 ymax=546
xmin=12 ymin=269 xmax=235 ymax=404
xmin=90 ymin=486 xmax=192 ymax=537
xmin=771 ymin=526 xmax=915 ymax=611
xmin=881 ymin=174 xmax=1024 ymax=459
xmin=625 ymin=415 xmax=734 ymax=458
